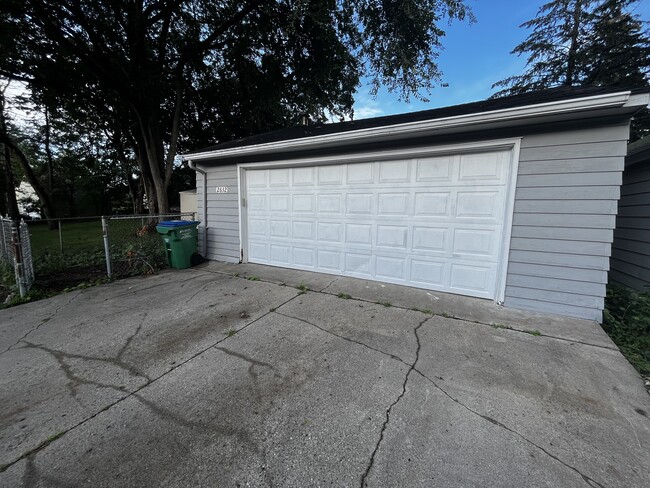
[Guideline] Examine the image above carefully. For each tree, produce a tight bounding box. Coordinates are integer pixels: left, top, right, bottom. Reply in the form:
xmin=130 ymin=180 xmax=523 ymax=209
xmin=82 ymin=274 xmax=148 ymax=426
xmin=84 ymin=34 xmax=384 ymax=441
xmin=583 ymin=0 xmax=650 ymax=88
xmin=0 ymin=1 xmax=473 ymax=213
xmin=492 ymin=0 xmax=597 ymax=96
xmin=0 ymin=82 xmax=20 ymax=220
xmin=492 ymin=0 xmax=650 ymax=140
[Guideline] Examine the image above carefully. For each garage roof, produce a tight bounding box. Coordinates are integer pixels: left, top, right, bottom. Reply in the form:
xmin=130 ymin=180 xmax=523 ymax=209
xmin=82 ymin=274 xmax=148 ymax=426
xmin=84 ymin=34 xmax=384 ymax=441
xmin=184 ymin=86 xmax=650 ymax=162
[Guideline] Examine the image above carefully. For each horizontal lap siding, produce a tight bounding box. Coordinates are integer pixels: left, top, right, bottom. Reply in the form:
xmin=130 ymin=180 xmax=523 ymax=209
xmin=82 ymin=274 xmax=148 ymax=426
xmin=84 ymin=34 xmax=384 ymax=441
xmin=197 ymin=165 xmax=240 ymax=263
xmin=504 ymin=123 xmax=630 ymax=322
xmin=610 ymin=161 xmax=650 ymax=290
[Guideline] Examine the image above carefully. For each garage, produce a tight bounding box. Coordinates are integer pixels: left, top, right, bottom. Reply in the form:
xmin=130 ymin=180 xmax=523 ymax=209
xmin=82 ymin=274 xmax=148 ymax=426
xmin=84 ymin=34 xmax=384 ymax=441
xmin=241 ymin=148 xmax=516 ymax=300
xmin=184 ymin=86 xmax=650 ymax=321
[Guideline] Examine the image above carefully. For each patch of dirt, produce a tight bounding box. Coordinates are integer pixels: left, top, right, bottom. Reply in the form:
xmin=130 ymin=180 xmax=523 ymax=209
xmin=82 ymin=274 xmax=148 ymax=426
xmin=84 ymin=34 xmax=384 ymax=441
xmin=34 ymin=264 xmax=108 ymax=292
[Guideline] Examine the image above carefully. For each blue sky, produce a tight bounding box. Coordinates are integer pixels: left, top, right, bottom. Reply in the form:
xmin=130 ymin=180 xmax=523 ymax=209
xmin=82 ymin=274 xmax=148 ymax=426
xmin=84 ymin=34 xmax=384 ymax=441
xmin=352 ymin=0 xmax=650 ymax=119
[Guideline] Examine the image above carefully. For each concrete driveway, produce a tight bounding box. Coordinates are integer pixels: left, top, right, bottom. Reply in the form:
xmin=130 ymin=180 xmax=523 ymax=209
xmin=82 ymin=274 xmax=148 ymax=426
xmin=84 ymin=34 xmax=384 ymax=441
xmin=1 ymin=262 xmax=649 ymax=487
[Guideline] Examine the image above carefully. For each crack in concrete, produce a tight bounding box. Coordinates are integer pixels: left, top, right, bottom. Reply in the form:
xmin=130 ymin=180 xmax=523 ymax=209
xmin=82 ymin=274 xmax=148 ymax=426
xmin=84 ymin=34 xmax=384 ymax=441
xmin=0 ymin=293 xmax=300 ymax=475
xmin=20 ymin=341 xmax=150 ymax=387
xmin=360 ymin=317 xmax=430 ymax=487
xmin=215 ymin=347 xmax=282 ymax=403
xmin=319 ymin=277 xmax=339 ymax=293
xmin=185 ymin=283 xmax=211 ymax=304
xmin=0 ymin=291 xmax=82 ymax=356
xmin=276 ymin=308 xmax=606 ymax=488
xmin=104 ymin=273 xmax=212 ymax=301
xmin=209 ymin=268 xmax=614 ymax=352
xmin=274 ymin=311 xmax=408 ymax=365
xmin=412 ymin=369 xmax=606 ymax=488
xmin=116 ymin=312 xmax=148 ymax=362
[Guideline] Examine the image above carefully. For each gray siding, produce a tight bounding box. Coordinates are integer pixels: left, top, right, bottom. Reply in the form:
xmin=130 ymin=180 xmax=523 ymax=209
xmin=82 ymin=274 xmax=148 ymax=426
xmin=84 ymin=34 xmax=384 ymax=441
xmin=504 ymin=123 xmax=630 ymax=322
xmin=609 ymin=160 xmax=650 ymax=290
xmin=198 ymin=122 xmax=630 ymax=322
xmin=197 ymin=164 xmax=240 ymax=263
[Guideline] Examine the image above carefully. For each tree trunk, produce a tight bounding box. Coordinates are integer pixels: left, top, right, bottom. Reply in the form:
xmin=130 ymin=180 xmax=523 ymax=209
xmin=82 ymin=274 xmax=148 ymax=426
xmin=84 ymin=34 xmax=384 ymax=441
xmin=0 ymin=135 xmax=58 ymax=227
xmin=565 ymin=0 xmax=584 ymax=86
xmin=2 ymin=143 xmax=20 ymax=220
xmin=44 ymin=106 xmax=55 ymax=193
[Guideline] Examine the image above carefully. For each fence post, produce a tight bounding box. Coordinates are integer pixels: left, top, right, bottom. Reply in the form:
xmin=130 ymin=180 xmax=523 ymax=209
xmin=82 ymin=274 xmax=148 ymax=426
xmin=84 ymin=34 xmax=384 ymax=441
xmin=11 ymin=222 xmax=27 ymax=298
xmin=0 ymin=216 xmax=6 ymax=258
xmin=58 ymin=219 xmax=63 ymax=253
xmin=102 ymin=216 xmax=112 ymax=277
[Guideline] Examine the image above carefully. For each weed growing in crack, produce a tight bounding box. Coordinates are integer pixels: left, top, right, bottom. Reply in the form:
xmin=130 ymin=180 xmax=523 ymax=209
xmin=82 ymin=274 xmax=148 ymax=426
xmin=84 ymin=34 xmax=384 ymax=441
xmin=440 ymin=312 xmax=452 ymax=318
xmin=490 ymin=323 xmax=513 ymax=330
xmin=225 ymin=329 xmax=236 ymax=337
xmin=269 ymin=307 xmax=277 ymax=312
xmin=297 ymin=284 xmax=309 ymax=292
xmin=380 ymin=302 xmax=391 ymax=308
xmin=527 ymin=329 xmax=542 ymax=336
xmin=247 ymin=276 xmax=260 ymax=281
xmin=338 ymin=292 xmax=351 ymax=299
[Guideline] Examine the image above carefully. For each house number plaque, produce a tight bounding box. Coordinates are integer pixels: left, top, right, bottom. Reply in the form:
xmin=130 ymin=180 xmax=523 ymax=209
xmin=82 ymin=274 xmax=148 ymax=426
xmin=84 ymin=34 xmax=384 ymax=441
xmin=215 ymin=186 xmax=229 ymax=193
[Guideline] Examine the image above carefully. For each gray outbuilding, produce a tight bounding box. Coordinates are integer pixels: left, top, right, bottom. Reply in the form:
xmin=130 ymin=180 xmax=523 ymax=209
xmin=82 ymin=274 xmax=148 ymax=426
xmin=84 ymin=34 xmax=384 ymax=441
xmin=610 ymin=136 xmax=650 ymax=290
xmin=183 ymin=87 xmax=650 ymax=322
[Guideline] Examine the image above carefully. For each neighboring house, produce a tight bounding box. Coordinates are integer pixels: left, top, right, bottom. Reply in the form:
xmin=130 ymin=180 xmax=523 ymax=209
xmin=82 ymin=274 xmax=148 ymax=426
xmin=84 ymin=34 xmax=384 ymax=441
xmin=609 ymin=136 xmax=650 ymax=291
xmin=179 ymin=189 xmax=198 ymax=217
xmin=182 ymin=86 xmax=650 ymax=322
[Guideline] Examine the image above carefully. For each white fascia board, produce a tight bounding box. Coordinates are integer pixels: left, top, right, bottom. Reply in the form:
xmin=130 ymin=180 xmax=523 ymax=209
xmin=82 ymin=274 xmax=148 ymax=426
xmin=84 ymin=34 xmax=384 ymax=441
xmin=182 ymin=91 xmax=635 ymax=162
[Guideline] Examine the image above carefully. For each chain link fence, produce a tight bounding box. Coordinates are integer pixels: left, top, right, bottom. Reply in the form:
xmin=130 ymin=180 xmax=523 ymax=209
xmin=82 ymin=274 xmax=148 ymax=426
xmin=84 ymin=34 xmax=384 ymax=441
xmin=11 ymin=212 xmax=197 ymax=294
xmin=103 ymin=213 xmax=196 ymax=278
xmin=0 ymin=217 xmax=35 ymax=298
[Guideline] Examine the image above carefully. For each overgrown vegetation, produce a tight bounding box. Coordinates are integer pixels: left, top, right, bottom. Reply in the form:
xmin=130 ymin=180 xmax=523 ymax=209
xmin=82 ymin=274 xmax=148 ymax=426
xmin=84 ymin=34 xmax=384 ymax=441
xmin=603 ymin=285 xmax=650 ymax=379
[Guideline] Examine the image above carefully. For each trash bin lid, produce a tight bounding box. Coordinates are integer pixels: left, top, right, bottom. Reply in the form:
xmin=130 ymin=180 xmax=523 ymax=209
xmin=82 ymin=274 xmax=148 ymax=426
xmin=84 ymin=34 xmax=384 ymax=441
xmin=157 ymin=220 xmax=200 ymax=227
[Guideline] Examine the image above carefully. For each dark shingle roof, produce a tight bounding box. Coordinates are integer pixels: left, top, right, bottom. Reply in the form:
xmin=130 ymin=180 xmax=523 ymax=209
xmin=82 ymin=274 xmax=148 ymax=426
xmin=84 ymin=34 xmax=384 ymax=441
xmin=188 ymin=85 xmax=650 ymax=155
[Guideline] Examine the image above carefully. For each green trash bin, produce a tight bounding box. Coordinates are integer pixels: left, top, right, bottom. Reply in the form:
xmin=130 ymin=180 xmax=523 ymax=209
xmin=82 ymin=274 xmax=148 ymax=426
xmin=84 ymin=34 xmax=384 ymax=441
xmin=156 ymin=220 xmax=201 ymax=269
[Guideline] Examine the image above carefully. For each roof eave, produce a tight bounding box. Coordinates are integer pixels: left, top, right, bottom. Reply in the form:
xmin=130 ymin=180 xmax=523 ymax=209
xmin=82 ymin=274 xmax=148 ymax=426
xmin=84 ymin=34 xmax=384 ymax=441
xmin=182 ymin=91 xmax=647 ymax=163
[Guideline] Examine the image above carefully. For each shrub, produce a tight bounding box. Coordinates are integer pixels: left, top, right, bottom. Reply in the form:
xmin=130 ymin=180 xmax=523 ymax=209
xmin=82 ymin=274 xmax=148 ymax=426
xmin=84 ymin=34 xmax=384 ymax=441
xmin=603 ymin=285 xmax=650 ymax=376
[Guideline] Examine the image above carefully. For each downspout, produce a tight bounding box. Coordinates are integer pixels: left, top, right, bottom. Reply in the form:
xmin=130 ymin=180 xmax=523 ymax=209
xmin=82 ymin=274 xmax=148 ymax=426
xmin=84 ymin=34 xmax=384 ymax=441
xmin=187 ymin=159 xmax=209 ymax=258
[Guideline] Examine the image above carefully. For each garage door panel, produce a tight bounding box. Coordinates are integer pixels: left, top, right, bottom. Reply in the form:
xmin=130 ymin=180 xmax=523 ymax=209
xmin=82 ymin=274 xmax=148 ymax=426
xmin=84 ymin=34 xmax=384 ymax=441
xmin=347 ymin=163 xmax=374 ymax=184
xmin=269 ymin=194 xmax=289 ymax=212
xmin=376 ymin=256 xmax=406 ymax=280
xmin=376 ymin=225 xmax=408 ymax=249
xmin=345 ymin=223 xmax=372 ymax=245
xmin=416 ymin=156 xmax=453 ymax=181
xmin=346 ymin=193 xmax=374 ymax=214
xmin=452 ymin=229 xmax=496 ymax=258
xmin=379 ymin=160 xmax=411 ymax=183
xmin=318 ymin=165 xmax=343 ymax=184
xmin=345 ymin=253 xmax=372 ymax=276
xmin=456 ymin=191 xmax=500 ymax=218
xmin=450 ymin=263 xmax=493 ymax=296
xmin=293 ymin=221 xmax=315 ymax=240
xmin=293 ymin=247 xmax=315 ymax=267
xmin=292 ymin=194 xmax=315 ymax=213
xmin=292 ymin=166 xmax=314 ymax=185
xmin=317 ymin=250 xmax=342 ymax=271
xmin=412 ymin=227 xmax=447 ymax=252
xmin=318 ymin=194 xmax=342 ymax=214
xmin=245 ymin=151 xmax=511 ymax=299
xmin=269 ymin=220 xmax=289 ymax=238
xmin=378 ymin=193 xmax=409 ymax=215
xmin=458 ymin=152 xmax=505 ymax=181
xmin=269 ymin=168 xmax=290 ymax=186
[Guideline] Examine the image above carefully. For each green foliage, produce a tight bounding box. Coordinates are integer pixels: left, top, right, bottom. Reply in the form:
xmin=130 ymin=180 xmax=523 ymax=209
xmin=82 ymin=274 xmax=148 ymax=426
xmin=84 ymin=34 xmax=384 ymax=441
xmin=603 ymin=285 xmax=650 ymax=376
xmin=1 ymin=0 xmax=474 ymax=214
xmin=493 ymin=0 xmax=650 ymax=140
xmin=337 ymin=292 xmax=351 ymax=299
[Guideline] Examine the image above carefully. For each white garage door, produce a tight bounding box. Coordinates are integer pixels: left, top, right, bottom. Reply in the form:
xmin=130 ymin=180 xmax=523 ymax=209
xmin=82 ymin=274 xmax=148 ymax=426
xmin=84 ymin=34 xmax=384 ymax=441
xmin=244 ymin=151 xmax=512 ymax=299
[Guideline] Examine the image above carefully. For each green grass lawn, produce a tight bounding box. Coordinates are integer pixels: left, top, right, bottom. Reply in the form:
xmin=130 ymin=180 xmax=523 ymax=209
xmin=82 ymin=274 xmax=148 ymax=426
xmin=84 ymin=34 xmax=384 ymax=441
xmin=27 ymin=219 xmax=105 ymax=256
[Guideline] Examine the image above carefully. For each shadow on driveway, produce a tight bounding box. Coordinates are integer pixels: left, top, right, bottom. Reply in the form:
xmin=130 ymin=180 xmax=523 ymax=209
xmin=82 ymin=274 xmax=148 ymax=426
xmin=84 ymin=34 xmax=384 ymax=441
xmin=1 ymin=262 xmax=649 ymax=487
